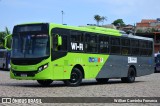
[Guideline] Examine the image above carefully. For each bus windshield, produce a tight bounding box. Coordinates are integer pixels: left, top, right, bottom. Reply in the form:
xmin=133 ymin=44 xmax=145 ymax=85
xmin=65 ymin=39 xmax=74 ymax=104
xmin=11 ymin=33 xmax=50 ymax=58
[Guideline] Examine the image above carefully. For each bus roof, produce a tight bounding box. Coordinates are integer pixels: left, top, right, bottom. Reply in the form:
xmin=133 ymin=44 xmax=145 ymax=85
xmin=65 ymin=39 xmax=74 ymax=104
xmin=15 ymin=22 xmax=121 ymax=36
xmin=49 ymin=23 xmax=121 ymax=36
xmin=122 ymin=34 xmax=153 ymax=41
xmin=14 ymin=22 xmax=153 ymax=41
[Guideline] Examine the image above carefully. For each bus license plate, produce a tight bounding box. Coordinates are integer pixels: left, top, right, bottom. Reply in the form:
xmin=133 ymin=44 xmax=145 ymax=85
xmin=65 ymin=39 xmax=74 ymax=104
xmin=21 ymin=74 xmax=27 ymax=77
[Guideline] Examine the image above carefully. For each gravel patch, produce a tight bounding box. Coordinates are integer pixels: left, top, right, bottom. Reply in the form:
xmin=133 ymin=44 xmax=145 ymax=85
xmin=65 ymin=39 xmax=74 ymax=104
xmin=0 ymin=70 xmax=160 ymax=106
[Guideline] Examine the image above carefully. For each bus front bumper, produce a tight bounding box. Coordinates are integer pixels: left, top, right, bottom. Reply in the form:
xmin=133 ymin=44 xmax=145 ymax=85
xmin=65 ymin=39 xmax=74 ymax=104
xmin=10 ymin=68 xmax=53 ymax=80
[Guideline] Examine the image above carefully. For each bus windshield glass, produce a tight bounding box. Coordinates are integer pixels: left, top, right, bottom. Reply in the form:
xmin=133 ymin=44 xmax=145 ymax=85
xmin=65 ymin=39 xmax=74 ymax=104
xmin=11 ymin=33 xmax=50 ymax=58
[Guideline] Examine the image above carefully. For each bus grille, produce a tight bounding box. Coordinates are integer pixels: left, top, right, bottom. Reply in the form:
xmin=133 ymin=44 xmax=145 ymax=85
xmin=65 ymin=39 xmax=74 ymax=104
xmin=11 ymin=69 xmax=38 ymax=77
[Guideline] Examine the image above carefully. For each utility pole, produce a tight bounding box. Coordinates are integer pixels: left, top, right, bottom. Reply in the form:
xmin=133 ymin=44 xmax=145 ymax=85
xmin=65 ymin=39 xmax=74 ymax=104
xmin=61 ymin=11 xmax=64 ymax=25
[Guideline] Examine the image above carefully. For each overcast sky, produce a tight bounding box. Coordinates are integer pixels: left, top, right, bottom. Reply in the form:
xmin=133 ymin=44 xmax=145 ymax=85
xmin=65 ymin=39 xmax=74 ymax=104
xmin=0 ymin=0 xmax=160 ymax=31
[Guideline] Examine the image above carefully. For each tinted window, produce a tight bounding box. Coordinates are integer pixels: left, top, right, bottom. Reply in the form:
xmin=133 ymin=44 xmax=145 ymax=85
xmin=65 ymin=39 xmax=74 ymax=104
xmin=121 ymin=38 xmax=130 ymax=46
xmin=85 ymin=33 xmax=98 ymax=53
xmin=131 ymin=48 xmax=139 ymax=55
xmin=52 ymin=28 xmax=68 ymax=51
xmin=139 ymin=40 xmax=152 ymax=56
xmin=110 ymin=37 xmax=120 ymax=54
xmin=111 ymin=46 xmax=120 ymax=54
xmin=110 ymin=37 xmax=120 ymax=45
xmin=71 ymin=31 xmax=83 ymax=42
xmin=99 ymin=35 xmax=109 ymax=53
xmin=70 ymin=31 xmax=84 ymax=52
xmin=140 ymin=49 xmax=148 ymax=56
xmin=13 ymin=24 xmax=48 ymax=33
xmin=140 ymin=40 xmax=148 ymax=48
xmin=121 ymin=38 xmax=130 ymax=55
xmin=148 ymin=41 xmax=153 ymax=48
xmin=131 ymin=39 xmax=139 ymax=47
xmin=121 ymin=47 xmax=130 ymax=55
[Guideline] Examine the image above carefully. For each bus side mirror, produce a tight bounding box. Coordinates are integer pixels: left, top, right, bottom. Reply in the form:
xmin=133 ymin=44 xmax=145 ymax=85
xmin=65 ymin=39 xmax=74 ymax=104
xmin=58 ymin=36 xmax=62 ymax=46
xmin=4 ymin=34 xmax=12 ymax=50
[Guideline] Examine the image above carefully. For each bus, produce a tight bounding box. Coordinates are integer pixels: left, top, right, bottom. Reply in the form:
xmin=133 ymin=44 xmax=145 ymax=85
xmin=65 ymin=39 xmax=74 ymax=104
xmin=154 ymin=53 xmax=160 ymax=72
xmin=5 ymin=23 xmax=154 ymax=86
xmin=0 ymin=49 xmax=10 ymax=70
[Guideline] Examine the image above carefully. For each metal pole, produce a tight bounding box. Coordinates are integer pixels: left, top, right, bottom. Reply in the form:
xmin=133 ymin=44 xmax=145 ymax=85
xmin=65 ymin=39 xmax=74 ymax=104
xmin=61 ymin=11 xmax=64 ymax=24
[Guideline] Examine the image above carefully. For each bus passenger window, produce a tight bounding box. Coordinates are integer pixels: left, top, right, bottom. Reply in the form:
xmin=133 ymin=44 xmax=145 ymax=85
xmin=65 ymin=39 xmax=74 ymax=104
xmin=52 ymin=34 xmax=58 ymax=51
xmin=121 ymin=47 xmax=129 ymax=55
xmin=85 ymin=33 xmax=98 ymax=53
xmin=99 ymin=35 xmax=109 ymax=54
xmin=53 ymin=34 xmax=67 ymax=51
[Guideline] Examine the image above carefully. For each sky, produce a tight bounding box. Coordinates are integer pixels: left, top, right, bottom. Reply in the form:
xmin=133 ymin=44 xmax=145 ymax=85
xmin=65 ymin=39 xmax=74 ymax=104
xmin=0 ymin=0 xmax=160 ymax=32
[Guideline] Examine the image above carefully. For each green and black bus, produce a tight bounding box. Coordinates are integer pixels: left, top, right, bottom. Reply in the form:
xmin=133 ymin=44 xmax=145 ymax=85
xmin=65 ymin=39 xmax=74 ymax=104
xmin=6 ymin=23 xmax=154 ymax=86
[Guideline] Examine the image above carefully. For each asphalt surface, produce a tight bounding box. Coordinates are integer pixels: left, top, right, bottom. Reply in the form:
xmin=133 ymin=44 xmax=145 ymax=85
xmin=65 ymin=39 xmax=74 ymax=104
xmin=0 ymin=70 xmax=160 ymax=106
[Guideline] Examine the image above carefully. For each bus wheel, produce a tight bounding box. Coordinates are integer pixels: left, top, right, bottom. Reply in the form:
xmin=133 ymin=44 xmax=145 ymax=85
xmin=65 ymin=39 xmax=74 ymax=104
xmin=2 ymin=63 xmax=5 ymax=70
xmin=64 ymin=68 xmax=82 ymax=87
xmin=96 ymin=78 xmax=109 ymax=84
xmin=121 ymin=67 xmax=136 ymax=83
xmin=37 ymin=80 xmax=53 ymax=86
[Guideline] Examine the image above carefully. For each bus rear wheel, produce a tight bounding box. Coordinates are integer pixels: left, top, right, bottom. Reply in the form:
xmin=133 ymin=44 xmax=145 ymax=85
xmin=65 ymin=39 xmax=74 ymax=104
xmin=64 ymin=68 xmax=82 ymax=87
xmin=37 ymin=80 xmax=53 ymax=86
xmin=96 ymin=78 xmax=109 ymax=84
xmin=121 ymin=67 xmax=136 ymax=83
xmin=2 ymin=63 xmax=5 ymax=70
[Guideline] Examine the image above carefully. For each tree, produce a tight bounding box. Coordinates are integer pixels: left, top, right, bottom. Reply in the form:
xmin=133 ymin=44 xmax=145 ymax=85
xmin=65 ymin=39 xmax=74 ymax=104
xmin=101 ymin=16 xmax=107 ymax=25
xmin=0 ymin=27 xmax=10 ymax=49
xmin=112 ymin=19 xmax=125 ymax=27
xmin=94 ymin=15 xmax=101 ymax=26
xmin=94 ymin=15 xmax=107 ymax=26
xmin=5 ymin=27 xmax=10 ymax=35
xmin=0 ymin=31 xmax=6 ymax=48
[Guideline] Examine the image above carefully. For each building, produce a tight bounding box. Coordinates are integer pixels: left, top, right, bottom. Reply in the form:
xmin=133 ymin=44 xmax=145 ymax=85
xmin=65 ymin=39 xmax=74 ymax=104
xmin=136 ymin=19 xmax=160 ymax=53
xmin=121 ymin=24 xmax=135 ymax=34
xmin=101 ymin=24 xmax=116 ymax=29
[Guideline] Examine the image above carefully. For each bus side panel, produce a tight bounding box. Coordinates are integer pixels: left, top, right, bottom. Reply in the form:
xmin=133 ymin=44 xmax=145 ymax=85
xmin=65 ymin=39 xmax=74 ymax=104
xmin=96 ymin=55 xmax=154 ymax=78
xmin=96 ymin=55 xmax=129 ymax=78
xmin=57 ymin=53 xmax=109 ymax=79
xmin=66 ymin=53 xmax=107 ymax=79
xmin=51 ymin=59 xmax=66 ymax=80
xmin=136 ymin=57 xmax=154 ymax=77
xmin=82 ymin=54 xmax=109 ymax=79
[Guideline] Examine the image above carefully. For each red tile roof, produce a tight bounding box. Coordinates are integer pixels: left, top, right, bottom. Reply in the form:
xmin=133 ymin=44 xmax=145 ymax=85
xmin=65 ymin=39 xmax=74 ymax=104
xmin=141 ymin=19 xmax=157 ymax=23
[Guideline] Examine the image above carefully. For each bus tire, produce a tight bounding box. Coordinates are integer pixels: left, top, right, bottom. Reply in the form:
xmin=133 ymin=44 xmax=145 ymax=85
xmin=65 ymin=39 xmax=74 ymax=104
xmin=2 ymin=63 xmax=5 ymax=70
xmin=37 ymin=80 xmax=53 ymax=86
xmin=96 ymin=78 xmax=109 ymax=84
xmin=121 ymin=67 xmax=136 ymax=83
xmin=64 ymin=68 xmax=82 ymax=87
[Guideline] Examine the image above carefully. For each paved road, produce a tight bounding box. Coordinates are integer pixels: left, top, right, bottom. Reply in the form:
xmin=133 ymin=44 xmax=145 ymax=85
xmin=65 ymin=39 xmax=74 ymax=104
xmin=0 ymin=70 xmax=160 ymax=106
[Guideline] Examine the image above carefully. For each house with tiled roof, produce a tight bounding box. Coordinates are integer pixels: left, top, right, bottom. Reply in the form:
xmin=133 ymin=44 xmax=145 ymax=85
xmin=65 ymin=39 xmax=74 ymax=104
xmin=136 ymin=18 xmax=160 ymax=53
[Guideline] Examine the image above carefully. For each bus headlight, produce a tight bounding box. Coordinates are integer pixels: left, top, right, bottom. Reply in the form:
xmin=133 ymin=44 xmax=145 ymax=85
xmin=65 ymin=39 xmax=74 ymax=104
xmin=38 ymin=63 xmax=48 ymax=72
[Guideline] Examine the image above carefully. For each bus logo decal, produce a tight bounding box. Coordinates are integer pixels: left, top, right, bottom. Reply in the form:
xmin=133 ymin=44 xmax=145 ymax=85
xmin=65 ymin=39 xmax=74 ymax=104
xmin=89 ymin=57 xmax=103 ymax=63
xmin=89 ymin=57 xmax=95 ymax=62
xmin=128 ymin=57 xmax=137 ymax=63
xmin=98 ymin=58 xmax=103 ymax=63
xmin=71 ymin=42 xmax=83 ymax=51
